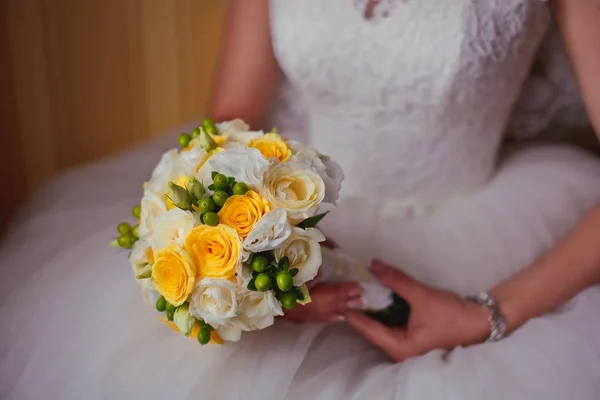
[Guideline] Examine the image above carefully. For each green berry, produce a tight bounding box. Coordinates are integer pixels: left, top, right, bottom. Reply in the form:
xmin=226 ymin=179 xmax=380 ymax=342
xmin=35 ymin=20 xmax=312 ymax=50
xmin=205 ymin=124 xmax=218 ymax=136
xmin=117 ymin=222 xmax=131 ymax=235
xmin=280 ymin=291 xmax=297 ymax=310
xmin=212 ymin=191 xmax=229 ymax=207
xmin=117 ymin=233 xmax=134 ymax=249
xmin=132 ymin=205 xmax=142 ymax=219
xmin=213 ymin=174 xmax=229 ymax=191
xmin=276 ymin=273 xmax=293 ymax=292
xmin=165 ymin=302 xmax=177 ymax=314
xmin=191 ymin=127 xmax=201 ymax=138
xmin=198 ymin=327 xmax=211 ymax=345
xmin=156 ymin=296 xmax=167 ymax=312
xmin=202 ymin=212 xmax=219 ymax=226
xmin=179 ymin=133 xmax=191 ymax=147
xmin=251 ymin=255 xmax=268 ymax=273
xmin=166 ymin=310 xmax=174 ymax=321
xmin=198 ymin=197 xmax=215 ymax=214
xmin=202 ymin=117 xmax=216 ymax=129
xmin=254 ymin=274 xmax=271 ymax=292
xmin=132 ymin=224 xmax=140 ymax=238
xmin=232 ymin=182 xmax=249 ymax=196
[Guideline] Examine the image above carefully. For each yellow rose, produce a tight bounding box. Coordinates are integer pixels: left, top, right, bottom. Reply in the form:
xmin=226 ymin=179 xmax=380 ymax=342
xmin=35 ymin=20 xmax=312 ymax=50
xmin=247 ymin=133 xmax=292 ymax=162
xmin=184 ymin=224 xmax=241 ymax=281
xmin=165 ymin=176 xmax=191 ymax=210
xmin=218 ymin=190 xmax=270 ymax=238
xmin=261 ymin=162 xmax=325 ymax=222
xmin=151 ymin=245 xmax=196 ymax=306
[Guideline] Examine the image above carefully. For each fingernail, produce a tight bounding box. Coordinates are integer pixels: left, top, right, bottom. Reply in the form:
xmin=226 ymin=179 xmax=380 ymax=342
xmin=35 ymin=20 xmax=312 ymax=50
xmin=347 ymin=298 xmax=364 ymax=309
xmin=348 ymin=285 xmax=364 ymax=298
xmin=330 ymin=314 xmax=345 ymax=322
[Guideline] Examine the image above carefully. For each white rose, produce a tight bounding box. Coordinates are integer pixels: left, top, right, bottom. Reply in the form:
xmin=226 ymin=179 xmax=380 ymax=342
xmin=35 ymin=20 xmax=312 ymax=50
xmin=144 ymin=149 xmax=182 ymax=195
xmin=236 ymin=290 xmax=283 ymax=330
xmin=129 ymin=238 xmax=152 ymax=276
xmin=227 ymin=131 xmax=265 ymax=145
xmin=178 ymin=145 xmax=207 ymax=173
xmin=216 ymin=119 xmax=250 ymax=135
xmin=243 ymin=208 xmax=292 ymax=257
xmin=150 ymin=208 xmax=195 ymax=251
xmin=196 ymin=147 xmax=269 ymax=191
xmin=292 ymin=149 xmax=344 ymax=204
xmin=138 ymin=192 xmax=167 ymax=238
xmin=261 ymin=161 xmax=325 ymax=222
xmin=138 ymin=278 xmax=161 ymax=308
xmin=274 ymin=227 xmax=326 ymax=286
xmin=189 ymin=278 xmax=238 ymax=326
xmin=215 ymin=322 xmax=244 ymax=342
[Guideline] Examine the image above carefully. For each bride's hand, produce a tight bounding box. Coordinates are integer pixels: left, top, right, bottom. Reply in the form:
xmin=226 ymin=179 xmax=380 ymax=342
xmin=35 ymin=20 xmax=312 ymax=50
xmin=282 ymin=281 xmax=364 ymax=323
xmin=343 ymin=260 xmax=491 ymax=362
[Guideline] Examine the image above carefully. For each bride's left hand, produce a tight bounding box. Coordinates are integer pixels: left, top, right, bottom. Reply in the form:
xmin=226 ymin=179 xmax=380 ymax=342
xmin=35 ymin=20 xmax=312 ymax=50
xmin=343 ymin=260 xmax=492 ymax=362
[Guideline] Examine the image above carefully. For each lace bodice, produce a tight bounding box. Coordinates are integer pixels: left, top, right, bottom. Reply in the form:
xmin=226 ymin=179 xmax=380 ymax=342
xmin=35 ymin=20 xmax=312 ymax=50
xmin=268 ymin=0 xmax=569 ymax=213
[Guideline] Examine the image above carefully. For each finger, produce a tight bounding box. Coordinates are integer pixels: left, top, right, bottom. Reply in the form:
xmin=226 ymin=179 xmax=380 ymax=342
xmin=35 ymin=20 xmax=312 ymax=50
xmin=344 ymin=310 xmax=408 ymax=361
xmin=283 ymin=281 xmax=363 ymax=323
xmin=370 ymin=259 xmax=424 ymax=301
xmin=310 ymin=281 xmax=363 ymax=313
xmin=307 ymin=273 xmax=323 ymax=289
xmin=322 ymin=236 xmax=338 ymax=249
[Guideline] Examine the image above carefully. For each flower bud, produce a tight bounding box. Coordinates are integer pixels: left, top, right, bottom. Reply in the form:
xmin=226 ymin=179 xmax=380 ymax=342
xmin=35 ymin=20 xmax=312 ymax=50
xmin=174 ymin=303 xmax=195 ymax=335
xmin=187 ymin=178 xmax=205 ymax=200
xmin=199 ymin=130 xmax=217 ymax=152
xmin=168 ymin=181 xmax=193 ymax=210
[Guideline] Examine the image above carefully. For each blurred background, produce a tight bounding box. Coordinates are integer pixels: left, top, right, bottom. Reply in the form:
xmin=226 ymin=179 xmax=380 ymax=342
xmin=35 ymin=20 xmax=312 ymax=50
xmin=0 ymin=0 xmax=225 ymax=232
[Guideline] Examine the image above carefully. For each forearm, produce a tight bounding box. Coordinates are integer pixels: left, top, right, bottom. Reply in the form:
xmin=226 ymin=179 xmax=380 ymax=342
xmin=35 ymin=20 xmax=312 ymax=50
xmin=491 ymin=203 xmax=600 ymax=332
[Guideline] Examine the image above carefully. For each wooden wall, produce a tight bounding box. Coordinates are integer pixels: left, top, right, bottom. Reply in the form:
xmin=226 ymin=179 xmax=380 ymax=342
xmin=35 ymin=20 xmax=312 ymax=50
xmin=1 ymin=0 xmax=226 ymax=231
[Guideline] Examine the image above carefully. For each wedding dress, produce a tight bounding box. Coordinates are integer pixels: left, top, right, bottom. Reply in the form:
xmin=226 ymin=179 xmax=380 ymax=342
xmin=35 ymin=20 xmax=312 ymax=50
xmin=2 ymin=0 xmax=600 ymax=399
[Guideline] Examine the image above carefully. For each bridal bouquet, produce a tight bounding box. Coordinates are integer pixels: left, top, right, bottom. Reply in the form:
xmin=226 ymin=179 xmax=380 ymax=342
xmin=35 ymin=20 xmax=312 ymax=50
xmin=111 ymin=118 xmax=344 ymax=344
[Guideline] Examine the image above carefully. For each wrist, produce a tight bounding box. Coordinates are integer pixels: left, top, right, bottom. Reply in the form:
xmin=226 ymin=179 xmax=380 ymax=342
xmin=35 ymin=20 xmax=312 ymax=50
xmin=463 ymin=300 xmax=493 ymax=344
xmin=464 ymin=292 xmax=508 ymax=342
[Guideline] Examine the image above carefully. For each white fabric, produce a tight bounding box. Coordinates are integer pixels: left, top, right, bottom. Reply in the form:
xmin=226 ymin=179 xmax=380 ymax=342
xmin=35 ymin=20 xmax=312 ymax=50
xmin=3 ymin=1 xmax=600 ymax=399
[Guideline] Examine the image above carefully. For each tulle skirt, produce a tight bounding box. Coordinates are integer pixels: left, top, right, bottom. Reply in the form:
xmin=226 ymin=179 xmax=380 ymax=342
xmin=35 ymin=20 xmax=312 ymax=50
xmin=2 ymin=136 xmax=600 ymax=400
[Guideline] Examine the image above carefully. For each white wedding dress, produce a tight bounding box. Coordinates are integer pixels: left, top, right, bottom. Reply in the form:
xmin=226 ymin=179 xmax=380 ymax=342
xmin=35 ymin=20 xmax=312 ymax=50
xmin=2 ymin=0 xmax=600 ymax=399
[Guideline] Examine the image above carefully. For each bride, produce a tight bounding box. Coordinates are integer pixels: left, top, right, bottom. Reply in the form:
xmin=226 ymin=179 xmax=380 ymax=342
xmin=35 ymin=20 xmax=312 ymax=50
xmin=2 ymin=0 xmax=600 ymax=398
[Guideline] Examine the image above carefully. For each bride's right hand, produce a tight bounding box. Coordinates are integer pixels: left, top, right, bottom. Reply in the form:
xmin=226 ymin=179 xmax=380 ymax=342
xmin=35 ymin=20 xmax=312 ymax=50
xmin=281 ymin=281 xmax=364 ymax=323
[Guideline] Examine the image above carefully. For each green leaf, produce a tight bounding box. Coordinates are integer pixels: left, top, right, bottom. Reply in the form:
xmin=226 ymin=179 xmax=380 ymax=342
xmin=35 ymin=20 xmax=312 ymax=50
xmin=295 ymin=287 xmax=305 ymax=301
xmin=211 ymin=171 xmax=219 ymax=180
xmin=297 ymin=212 xmax=329 ymax=229
xmin=227 ymin=176 xmax=235 ymax=184
xmin=278 ymin=256 xmax=289 ymax=272
xmin=289 ymin=268 xmax=299 ymax=277
xmin=207 ymin=184 xmax=215 ymax=191
xmin=109 ymin=238 xmax=120 ymax=247
xmin=247 ymin=278 xmax=257 ymax=291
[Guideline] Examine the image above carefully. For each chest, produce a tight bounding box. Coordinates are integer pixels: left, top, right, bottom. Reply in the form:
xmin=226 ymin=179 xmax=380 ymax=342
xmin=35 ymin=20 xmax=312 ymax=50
xmin=270 ymin=0 xmax=550 ymax=104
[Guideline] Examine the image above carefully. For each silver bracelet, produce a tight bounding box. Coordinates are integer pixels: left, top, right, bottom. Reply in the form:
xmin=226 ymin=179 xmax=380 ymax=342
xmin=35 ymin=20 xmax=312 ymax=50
xmin=465 ymin=292 xmax=507 ymax=342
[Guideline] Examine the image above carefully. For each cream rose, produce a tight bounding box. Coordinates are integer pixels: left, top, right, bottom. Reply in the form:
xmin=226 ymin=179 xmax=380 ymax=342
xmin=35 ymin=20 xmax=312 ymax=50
xmin=274 ymin=227 xmax=326 ymax=286
xmin=236 ymin=290 xmax=283 ymax=330
xmin=292 ymin=149 xmax=344 ymax=204
xmin=243 ymin=208 xmax=292 ymax=256
xmin=261 ymin=161 xmax=325 ymax=222
xmin=189 ymin=278 xmax=238 ymax=326
xmin=138 ymin=192 xmax=168 ymax=238
xmin=150 ymin=208 xmax=195 ymax=251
